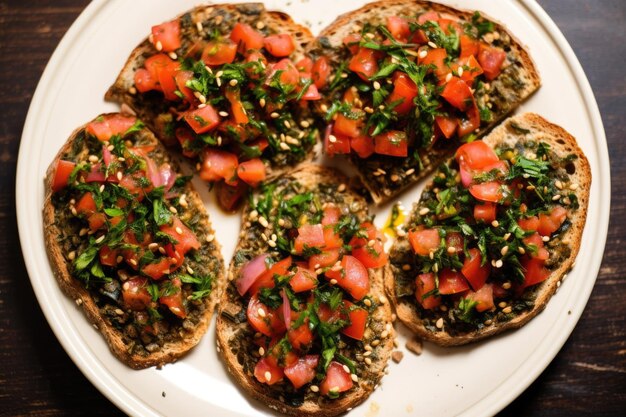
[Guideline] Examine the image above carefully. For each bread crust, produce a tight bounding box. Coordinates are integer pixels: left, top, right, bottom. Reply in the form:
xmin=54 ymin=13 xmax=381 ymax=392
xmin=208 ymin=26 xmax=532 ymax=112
xmin=306 ymin=0 xmax=541 ymax=204
xmin=216 ymin=164 xmax=393 ymax=416
xmin=105 ymin=3 xmax=317 ymax=179
xmin=386 ymin=113 xmax=591 ymax=346
xmin=43 ymin=113 xmax=224 ymax=368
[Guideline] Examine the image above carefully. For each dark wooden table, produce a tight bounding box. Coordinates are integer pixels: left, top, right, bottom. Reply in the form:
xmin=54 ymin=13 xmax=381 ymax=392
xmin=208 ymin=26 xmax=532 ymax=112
xmin=1 ymin=1 xmax=624 ymax=416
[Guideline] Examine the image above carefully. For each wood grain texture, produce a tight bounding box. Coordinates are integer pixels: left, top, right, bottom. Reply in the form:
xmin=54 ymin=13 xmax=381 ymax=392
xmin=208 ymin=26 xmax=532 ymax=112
xmin=0 ymin=0 xmax=623 ymax=416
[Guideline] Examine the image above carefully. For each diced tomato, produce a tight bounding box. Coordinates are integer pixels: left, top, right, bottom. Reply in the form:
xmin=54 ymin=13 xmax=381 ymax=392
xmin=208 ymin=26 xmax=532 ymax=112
xmin=175 ymin=127 xmax=197 ymax=158
xmin=230 ymin=23 xmax=264 ymax=53
xmin=151 ymin=20 xmax=181 ymax=52
xmin=461 ymin=248 xmax=490 ymax=291
xmin=160 ymin=216 xmax=201 ymax=257
xmin=388 ymin=72 xmax=417 ymax=114
xmin=320 ymin=361 xmax=353 ymax=396
xmin=523 ymin=233 xmax=549 ymax=261
xmin=341 ymin=300 xmax=368 ymax=340
xmin=284 ymin=355 xmax=319 ymax=389
xmin=521 ymin=257 xmax=550 ymax=288
xmin=457 ymin=101 xmax=481 ymax=137
xmin=518 ymin=215 xmax=540 ymax=232
xmin=159 ymin=277 xmax=186 ymax=318
xmin=374 ymin=130 xmax=408 ymax=157
xmin=216 ymin=180 xmax=248 ymax=212
xmin=308 ymin=248 xmax=340 ymax=270
xmin=323 ymin=225 xmax=343 ymax=250
xmin=408 ymin=228 xmax=441 ymax=256
xmin=202 ymin=40 xmax=237 ymax=66
xmin=295 ymin=57 xmax=313 ymax=73
xmin=236 ymin=158 xmax=266 ymax=187
xmin=122 ymin=277 xmax=152 ymax=311
xmin=99 ymin=245 xmax=119 ymax=267
xmin=299 ymin=82 xmax=322 ymax=100
xmin=478 ymin=44 xmax=507 ymax=80
xmin=469 ymin=181 xmax=506 ymax=203
xmin=287 ymin=319 xmax=314 ymax=351
xmin=349 ymin=222 xmax=387 ymax=268
xmin=86 ymin=114 xmax=137 ymax=141
xmin=174 ymin=70 xmax=196 ymax=103
xmin=76 ymin=192 xmax=97 ymax=216
xmin=438 ymin=269 xmax=470 ymax=294
xmin=155 ymin=60 xmax=181 ymax=101
xmin=87 ymin=212 xmax=106 ymax=232
xmin=325 ymin=255 xmax=369 ymax=300
xmin=460 ymin=35 xmax=480 ymax=58
xmin=141 ymin=257 xmax=173 ymax=280
xmin=249 ymin=257 xmax=292 ymax=296
xmin=290 ymin=266 xmax=318 ymax=292
xmin=455 ymin=141 xmax=500 ymax=170
xmin=417 ymin=11 xmax=440 ymax=24
xmin=441 ymin=76 xmax=474 ymax=111
xmin=254 ymin=356 xmax=284 ymax=385
xmin=388 ymin=16 xmax=411 ymax=41
xmin=418 ymin=48 xmax=448 ymax=80
xmin=466 ymin=283 xmax=494 ymax=312
xmin=455 ymin=55 xmax=483 ymax=84
xmin=415 ymin=272 xmax=441 ymax=309
xmin=324 ymin=126 xmax=351 ymax=156
xmin=350 ymin=135 xmax=374 ymax=158
xmin=184 ymin=105 xmax=220 ymax=134
xmin=134 ymin=68 xmax=159 ymax=93
xmin=312 ymin=56 xmax=331 ymax=89
xmin=322 ymin=205 xmax=341 ymax=226
xmin=247 ymin=294 xmax=286 ymax=337
xmin=435 ymin=115 xmax=457 ymax=139
xmin=264 ymin=34 xmax=295 ymax=57
xmin=474 ymin=202 xmax=497 ymax=223
xmin=266 ymin=59 xmax=300 ymax=90
xmin=52 ymin=160 xmax=76 ymax=192
xmin=224 ymin=87 xmax=249 ymax=124
xmin=438 ymin=18 xmax=462 ymax=35
xmin=199 ymin=148 xmax=238 ymax=184
xmin=245 ymin=51 xmax=268 ymax=76
xmin=334 ymin=113 xmax=363 ymax=138
xmin=342 ymin=33 xmax=361 ymax=54
xmin=118 ymin=171 xmax=152 ymax=199
xmin=537 ymin=206 xmax=567 ymax=236
xmin=294 ymin=224 xmax=326 ymax=254
xmin=349 ymin=47 xmax=379 ymax=81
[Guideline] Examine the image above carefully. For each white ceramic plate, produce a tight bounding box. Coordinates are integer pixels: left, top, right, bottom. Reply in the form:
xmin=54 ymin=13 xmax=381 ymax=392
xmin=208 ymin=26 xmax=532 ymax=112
xmin=16 ymin=0 xmax=610 ymax=416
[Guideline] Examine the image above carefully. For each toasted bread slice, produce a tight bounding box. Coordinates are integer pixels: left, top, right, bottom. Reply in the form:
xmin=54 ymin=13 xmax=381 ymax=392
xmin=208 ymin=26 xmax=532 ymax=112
xmin=386 ymin=113 xmax=591 ymax=346
xmin=105 ymin=3 xmax=317 ymax=179
xmin=216 ymin=164 xmax=393 ymax=416
xmin=307 ymin=0 xmax=541 ymax=204
xmin=43 ymin=113 xmax=224 ymax=368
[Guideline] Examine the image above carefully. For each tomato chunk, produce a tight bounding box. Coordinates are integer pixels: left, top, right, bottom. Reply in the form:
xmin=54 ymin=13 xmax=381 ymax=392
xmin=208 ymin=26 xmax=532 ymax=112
xmin=122 ymin=277 xmax=152 ymax=311
xmin=322 ymin=205 xmax=341 ymax=226
xmin=518 ymin=215 xmax=540 ymax=232
xmin=184 ymin=105 xmax=220 ymax=134
xmin=523 ymin=233 xmax=549 ymax=260
xmin=237 ymin=158 xmax=266 ymax=187
xmin=341 ymin=300 xmax=368 ymax=340
xmin=52 ymin=160 xmax=75 ymax=192
xmin=466 ymin=283 xmax=494 ymax=312
xmin=408 ymin=228 xmax=441 ymax=256
xmin=418 ymin=47 xmax=448 ymax=80
xmin=247 ymin=294 xmax=285 ymax=337
xmin=284 ymin=355 xmax=319 ymax=389
xmin=415 ymin=272 xmax=441 ymax=309
xmin=99 ymin=245 xmax=119 ymax=267
xmin=478 ymin=44 xmax=506 ymax=80
xmin=469 ymin=181 xmax=507 ymax=203
xmin=374 ymin=130 xmax=408 ymax=157
xmin=333 ymin=113 xmax=363 ymax=138
xmin=159 ymin=216 xmax=201 ymax=257
xmin=199 ymin=148 xmax=238 ymax=184
xmin=86 ymin=114 xmax=137 ymax=141
xmin=294 ymin=224 xmax=326 ymax=254
xmin=312 ymin=56 xmax=331 ymax=89
xmin=202 ymin=40 xmax=237 ymax=66
xmin=537 ymin=206 xmax=567 ymax=236
xmin=216 ymin=181 xmax=248 ymax=212
xmin=290 ymin=266 xmax=318 ymax=292
xmin=460 ymin=34 xmax=480 ymax=58
xmin=388 ymin=72 xmax=417 ymax=114
xmin=441 ymin=76 xmax=474 ymax=111
xmin=249 ymin=257 xmax=292 ymax=296
xmin=174 ymin=70 xmax=196 ymax=104
xmin=320 ymin=361 xmax=353 ymax=396
xmin=254 ymin=356 xmax=284 ymax=385
xmin=438 ymin=269 xmax=470 ymax=294
xmin=308 ymin=249 xmax=340 ymax=270
xmin=151 ymin=20 xmax=181 ymax=52
xmin=142 ymin=257 xmax=173 ymax=281
xmin=134 ymin=68 xmax=159 ymax=93
xmin=224 ymin=87 xmax=249 ymax=124
xmin=387 ymin=16 xmax=410 ymax=41
xmin=455 ymin=140 xmax=500 ymax=170
xmin=351 ymin=135 xmax=375 ymax=158
xmin=76 ymin=192 xmax=97 ymax=216
xmin=521 ymin=257 xmax=550 ymax=288
xmin=474 ymin=202 xmax=497 ymax=223
xmin=325 ymin=255 xmax=369 ymax=300
xmin=461 ymin=248 xmax=491 ymax=291
xmin=435 ymin=116 xmax=457 ymax=139
xmin=287 ymin=319 xmax=314 ymax=351
xmin=349 ymin=222 xmax=387 ymax=268
xmin=264 ymin=34 xmax=295 ymax=57
xmin=159 ymin=277 xmax=186 ymax=318
xmin=325 ymin=127 xmax=351 ymax=156
xmin=349 ymin=48 xmax=378 ymax=80
xmin=230 ymin=23 xmax=264 ymax=53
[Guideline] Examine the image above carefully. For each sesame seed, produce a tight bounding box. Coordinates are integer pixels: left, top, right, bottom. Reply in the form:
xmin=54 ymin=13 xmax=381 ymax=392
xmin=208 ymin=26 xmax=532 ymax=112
xmin=128 ymin=86 xmax=137 ymax=95
xmin=428 ymin=41 xmax=437 ymax=48
xmin=310 ymin=385 xmax=319 ymax=392
xmin=168 ymin=52 xmax=178 ymax=60
xmin=214 ymin=15 xmax=223 ymax=24
xmin=187 ymin=266 xmax=194 ymax=274
xmin=79 ymin=228 xmax=88 ymax=237
xmin=268 ymin=240 xmax=277 ymax=248
xmin=261 ymin=233 xmax=268 ymax=241
xmin=542 ymin=235 xmax=550 ymax=242
xmin=445 ymin=72 xmax=453 ymax=82
xmin=518 ymin=247 xmax=526 ymax=254
xmin=328 ymin=134 xmax=337 ymax=143
xmin=229 ymin=79 xmax=238 ymax=87
xmin=155 ymin=40 xmax=163 ymax=51
xmin=418 ymin=49 xmax=428 ymax=59
xmin=278 ymin=219 xmax=285 ymax=227
xmin=258 ymin=308 xmax=266 ymax=318
xmin=402 ymin=264 xmax=411 ymax=271
xmin=258 ymin=216 xmax=269 ymax=227
xmin=71 ymin=207 xmax=78 ymax=216
xmin=498 ymin=301 xmax=507 ymax=308
xmin=259 ymin=347 xmax=265 ymax=356
xmin=99 ymin=184 xmax=105 ymax=193
xmin=495 ymin=259 xmax=503 ymax=268
xmin=363 ymin=351 xmax=372 ymax=357
xmin=259 ymin=98 xmax=266 ymax=107
xmin=406 ymin=168 xmax=415 ymax=176
xmin=552 ymin=194 xmax=561 ymax=201
xmin=447 ymin=246 xmax=456 ymax=254
xmin=330 ymin=279 xmax=338 ymax=285
xmin=337 ymin=183 xmax=346 ymax=192
xmin=381 ymin=330 xmax=389 ymax=338
xmin=68 ymin=251 xmax=76 ymax=261
xmin=129 ymin=259 xmax=138 ymax=266
xmin=256 ymin=21 xmax=265 ymax=30
xmin=116 ymin=255 xmax=124 ymax=263
xmin=365 ymin=32 xmax=375 ymax=39
xmin=502 ymin=306 xmax=512 ymax=314
xmin=435 ymin=318 xmax=444 ymax=329
xmin=169 ymin=206 xmax=178 ymax=214
xmin=390 ymin=174 xmax=400 ymax=182
xmin=116 ymin=171 xmax=123 ymax=181
xmin=196 ymin=21 xmax=203 ymax=32
xmin=270 ymin=112 xmax=280 ymax=119
xmin=342 ymin=364 xmax=350 ymax=373
xmin=501 ymin=246 xmax=509 ymax=256
xmin=484 ymin=319 xmax=493 ymax=326
xmin=264 ymin=371 xmax=271 ymax=382
xmin=284 ymin=120 xmax=291 ymax=129
xmin=491 ymin=220 xmax=500 ymax=227
xmin=364 ymin=298 xmax=372 ymax=307
xmin=206 ymin=234 xmax=215 ymax=242
xmin=373 ymin=81 xmax=381 ymax=90
xmin=364 ymin=358 xmax=372 ymax=365
xmin=457 ymin=66 xmax=464 ymax=77
xmin=175 ymin=227 xmax=183 ymax=235
xmin=503 ymin=233 xmax=511 ymax=241
xmin=218 ymin=111 xmax=229 ymax=117
xmin=368 ymin=239 xmax=376 ymax=247
xmin=569 ymin=183 xmax=579 ymax=190
xmin=555 ymin=180 xmax=563 ymax=189
xmin=351 ymin=374 xmax=358 ymax=382
xmin=379 ymin=295 xmax=388 ymax=304
xmin=88 ymin=155 xmax=98 ymax=163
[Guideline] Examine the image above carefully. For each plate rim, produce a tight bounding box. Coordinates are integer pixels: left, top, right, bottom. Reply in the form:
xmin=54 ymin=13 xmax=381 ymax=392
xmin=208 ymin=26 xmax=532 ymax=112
xmin=15 ymin=1 xmax=611 ymax=416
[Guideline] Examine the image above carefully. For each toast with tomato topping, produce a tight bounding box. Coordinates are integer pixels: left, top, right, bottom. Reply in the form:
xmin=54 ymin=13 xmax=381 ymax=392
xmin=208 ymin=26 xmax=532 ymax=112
xmin=216 ymin=164 xmax=394 ymax=416
xmin=386 ymin=113 xmax=590 ymax=346
xmin=306 ymin=0 xmax=541 ymax=203
xmin=106 ymin=3 xmax=320 ymax=210
xmin=43 ymin=113 xmax=224 ymax=368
